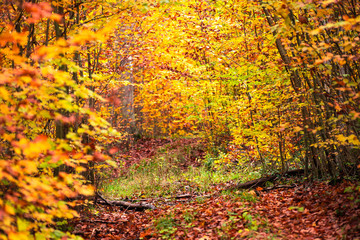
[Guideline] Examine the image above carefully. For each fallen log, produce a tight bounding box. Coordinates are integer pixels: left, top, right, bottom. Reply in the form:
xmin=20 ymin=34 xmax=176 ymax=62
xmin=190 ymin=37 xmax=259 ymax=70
xmin=111 ymin=193 xmax=214 ymax=203
xmin=95 ymin=192 xmax=156 ymax=211
xmin=96 ymin=199 xmax=156 ymax=211
xmin=229 ymin=169 xmax=304 ymax=190
xmin=230 ymin=175 xmax=278 ymax=190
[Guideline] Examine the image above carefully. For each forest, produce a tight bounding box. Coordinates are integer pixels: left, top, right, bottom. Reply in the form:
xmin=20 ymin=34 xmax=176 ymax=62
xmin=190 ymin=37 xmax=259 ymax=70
xmin=0 ymin=0 xmax=359 ymax=239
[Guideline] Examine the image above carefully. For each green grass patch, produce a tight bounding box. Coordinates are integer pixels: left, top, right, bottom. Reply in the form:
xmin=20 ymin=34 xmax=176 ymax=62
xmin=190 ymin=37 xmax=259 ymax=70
xmin=99 ymin=145 xmax=252 ymax=199
xmin=222 ymin=189 xmax=259 ymax=203
xmin=154 ymin=214 xmax=178 ymax=239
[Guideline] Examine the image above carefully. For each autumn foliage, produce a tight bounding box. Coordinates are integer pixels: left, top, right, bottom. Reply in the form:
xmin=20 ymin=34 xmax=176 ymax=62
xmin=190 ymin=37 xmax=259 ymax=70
xmin=0 ymin=0 xmax=359 ymax=239
xmin=134 ymin=0 xmax=360 ymax=177
xmin=0 ymin=0 xmax=120 ymax=238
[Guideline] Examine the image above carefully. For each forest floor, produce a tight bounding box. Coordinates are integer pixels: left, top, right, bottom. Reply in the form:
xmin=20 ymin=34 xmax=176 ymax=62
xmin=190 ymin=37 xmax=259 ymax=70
xmin=70 ymin=139 xmax=360 ymax=240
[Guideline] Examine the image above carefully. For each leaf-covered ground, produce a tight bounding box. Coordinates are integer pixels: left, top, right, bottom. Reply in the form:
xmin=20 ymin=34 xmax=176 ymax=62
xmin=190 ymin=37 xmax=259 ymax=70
xmin=69 ymin=139 xmax=360 ymax=239
xmin=71 ymin=181 xmax=359 ymax=239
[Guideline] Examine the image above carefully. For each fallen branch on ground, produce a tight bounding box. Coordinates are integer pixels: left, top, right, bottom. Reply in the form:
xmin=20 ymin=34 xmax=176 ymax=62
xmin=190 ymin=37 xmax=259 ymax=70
xmin=173 ymin=194 xmax=213 ymax=199
xmin=108 ymin=194 xmax=214 ymax=203
xmin=230 ymin=175 xmax=278 ymax=190
xmin=77 ymin=219 xmax=125 ymax=224
xmin=229 ymin=169 xmax=304 ymax=190
xmin=96 ymin=199 xmax=156 ymax=210
xmin=262 ymin=184 xmax=296 ymax=191
xmin=95 ymin=192 xmax=156 ymax=211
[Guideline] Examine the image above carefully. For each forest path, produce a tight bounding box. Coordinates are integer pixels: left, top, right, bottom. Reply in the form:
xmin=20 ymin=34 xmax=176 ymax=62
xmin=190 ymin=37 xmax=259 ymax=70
xmin=71 ymin=152 xmax=359 ymax=240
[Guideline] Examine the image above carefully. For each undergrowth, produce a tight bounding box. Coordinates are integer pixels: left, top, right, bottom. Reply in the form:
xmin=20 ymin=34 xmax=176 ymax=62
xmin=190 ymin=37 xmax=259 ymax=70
xmin=99 ymin=142 xmax=258 ymax=199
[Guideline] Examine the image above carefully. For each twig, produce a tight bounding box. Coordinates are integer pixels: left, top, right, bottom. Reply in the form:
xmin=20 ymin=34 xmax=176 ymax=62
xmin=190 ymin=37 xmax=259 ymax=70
xmin=174 ymin=194 xmax=193 ymax=199
xmin=262 ymin=185 xmax=297 ymax=191
xmin=90 ymin=228 xmax=98 ymax=239
xmin=96 ymin=199 xmax=156 ymax=211
xmin=79 ymin=219 xmax=121 ymax=224
xmin=96 ymin=191 xmax=113 ymax=206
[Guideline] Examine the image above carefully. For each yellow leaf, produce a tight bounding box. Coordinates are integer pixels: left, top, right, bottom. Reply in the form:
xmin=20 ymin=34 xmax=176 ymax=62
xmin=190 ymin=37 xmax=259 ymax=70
xmin=59 ymin=172 xmax=74 ymax=185
xmin=3 ymin=133 xmax=15 ymax=142
xmin=336 ymin=134 xmax=347 ymax=142
xmin=23 ymin=135 xmax=51 ymax=158
xmin=5 ymin=203 xmax=15 ymax=215
xmin=348 ymin=135 xmax=360 ymax=145
xmin=18 ymin=160 xmax=37 ymax=174
xmin=77 ymin=185 xmax=94 ymax=196
xmin=0 ymin=87 xmax=10 ymax=100
xmin=8 ymin=232 xmax=30 ymax=240
xmin=75 ymin=166 xmax=86 ymax=173
xmin=322 ymin=0 xmax=337 ymax=7
xmin=310 ymin=28 xmax=321 ymax=35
